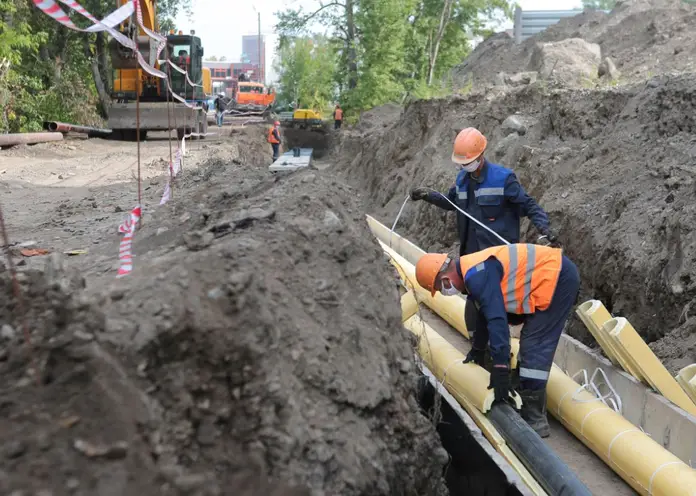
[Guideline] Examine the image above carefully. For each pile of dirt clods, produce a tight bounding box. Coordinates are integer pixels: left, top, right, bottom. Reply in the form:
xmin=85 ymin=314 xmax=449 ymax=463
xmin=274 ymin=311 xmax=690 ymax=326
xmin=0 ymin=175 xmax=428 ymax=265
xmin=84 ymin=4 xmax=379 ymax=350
xmin=0 ymin=143 xmax=448 ymax=495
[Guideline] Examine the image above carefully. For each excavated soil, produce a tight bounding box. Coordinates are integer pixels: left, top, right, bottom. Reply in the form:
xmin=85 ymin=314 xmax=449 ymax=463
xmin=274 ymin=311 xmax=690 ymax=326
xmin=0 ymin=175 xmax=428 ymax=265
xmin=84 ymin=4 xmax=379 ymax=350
xmin=333 ymin=1 xmax=696 ymax=373
xmin=0 ymin=126 xmax=448 ymax=495
xmin=452 ymin=0 xmax=696 ymax=90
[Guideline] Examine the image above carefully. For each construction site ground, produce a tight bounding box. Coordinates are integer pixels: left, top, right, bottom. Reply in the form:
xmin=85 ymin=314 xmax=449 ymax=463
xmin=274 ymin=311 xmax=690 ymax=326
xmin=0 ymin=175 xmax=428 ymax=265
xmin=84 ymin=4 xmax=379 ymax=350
xmin=3 ymin=0 xmax=696 ymax=493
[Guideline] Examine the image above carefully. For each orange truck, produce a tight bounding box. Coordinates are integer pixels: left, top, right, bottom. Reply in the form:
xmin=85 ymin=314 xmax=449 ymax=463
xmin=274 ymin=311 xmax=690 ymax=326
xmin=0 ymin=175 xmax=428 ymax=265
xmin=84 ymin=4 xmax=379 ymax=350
xmin=232 ymin=81 xmax=275 ymax=113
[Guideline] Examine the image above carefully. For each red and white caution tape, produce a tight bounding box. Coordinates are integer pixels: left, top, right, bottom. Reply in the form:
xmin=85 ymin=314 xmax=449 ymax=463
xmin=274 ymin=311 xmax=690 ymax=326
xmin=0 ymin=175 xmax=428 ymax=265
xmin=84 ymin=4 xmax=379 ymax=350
xmin=165 ymin=60 xmax=203 ymax=88
xmin=116 ymin=206 xmax=141 ymax=278
xmin=32 ymin=0 xmax=132 ymax=32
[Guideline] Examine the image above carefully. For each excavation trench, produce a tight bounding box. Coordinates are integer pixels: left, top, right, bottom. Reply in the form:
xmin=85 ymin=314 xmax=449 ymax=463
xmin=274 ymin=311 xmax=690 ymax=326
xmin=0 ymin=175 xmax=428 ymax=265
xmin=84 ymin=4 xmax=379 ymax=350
xmin=331 ymin=75 xmax=696 ymax=375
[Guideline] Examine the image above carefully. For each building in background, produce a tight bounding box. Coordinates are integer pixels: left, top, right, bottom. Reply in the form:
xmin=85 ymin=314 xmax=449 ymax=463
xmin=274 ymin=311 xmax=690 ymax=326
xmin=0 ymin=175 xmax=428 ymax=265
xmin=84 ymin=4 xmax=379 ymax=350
xmin=203 ymin=61 xmax=259 ymax=97
xmin=241 ymin=34 xmax=265 ymax=83
xmin=203 ymin=34 xmax=267 ymax=97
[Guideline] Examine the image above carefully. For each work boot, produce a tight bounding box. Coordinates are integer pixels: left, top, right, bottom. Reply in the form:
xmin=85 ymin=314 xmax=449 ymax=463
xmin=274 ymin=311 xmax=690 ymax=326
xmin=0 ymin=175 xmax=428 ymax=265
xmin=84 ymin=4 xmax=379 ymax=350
xmin=520 ymin=389 xmax=550 ymax=438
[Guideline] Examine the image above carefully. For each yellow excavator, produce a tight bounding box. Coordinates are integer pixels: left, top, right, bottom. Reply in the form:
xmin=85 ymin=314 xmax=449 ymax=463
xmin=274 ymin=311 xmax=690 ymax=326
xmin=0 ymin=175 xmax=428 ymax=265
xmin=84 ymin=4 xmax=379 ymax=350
xmin=109 ymin=0 xmax=212 ymax=140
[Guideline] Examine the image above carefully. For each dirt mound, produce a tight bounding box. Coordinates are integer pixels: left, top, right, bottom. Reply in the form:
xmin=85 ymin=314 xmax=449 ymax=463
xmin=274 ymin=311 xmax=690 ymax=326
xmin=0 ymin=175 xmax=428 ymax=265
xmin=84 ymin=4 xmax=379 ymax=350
xmin=529 ymin=38 xmax=601 ymax=85
xmin=0 ymin=131 xmax=448 ymax=494
xmin=451 ymin=0 xmax=696 ymax=90
xmin=332 ymin=71 xmax=696 ymax=373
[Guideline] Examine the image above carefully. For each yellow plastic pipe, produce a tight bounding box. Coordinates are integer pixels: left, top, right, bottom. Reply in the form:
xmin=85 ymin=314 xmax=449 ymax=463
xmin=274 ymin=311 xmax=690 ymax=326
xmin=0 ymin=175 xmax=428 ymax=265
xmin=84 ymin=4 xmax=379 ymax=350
xmin=676 ymin=364 xmax=696 ymax=406
xmin=369 ymin=216 xmax=696 ymax=496
xmin=576 ymin=300 xmax=644 ymax=380
xmin=547 ymin=364 xmax=696 ymax=496
xmin=403 ymin=314 xmax=544 ymax=494
xmin=401 ymin=291 xmax=420 ymax=322
xmin=604 ymin=317 xmax=696 ymax=416
xmin=575 ymin=300 xmax=621 ymax=366
xmin=404 ymin=314 xmax=517 ymax=412
xmin=379 ymin=240 xmax=469 ymax=338
xmin=366 ymin=215 xmax=426 ymax=264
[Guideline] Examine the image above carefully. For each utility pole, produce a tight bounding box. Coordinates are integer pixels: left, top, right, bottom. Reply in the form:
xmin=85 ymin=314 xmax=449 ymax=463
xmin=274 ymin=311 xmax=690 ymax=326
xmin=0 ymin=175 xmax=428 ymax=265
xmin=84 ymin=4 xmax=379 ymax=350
xmin=257 ymin=12 xmax=262 ymax=84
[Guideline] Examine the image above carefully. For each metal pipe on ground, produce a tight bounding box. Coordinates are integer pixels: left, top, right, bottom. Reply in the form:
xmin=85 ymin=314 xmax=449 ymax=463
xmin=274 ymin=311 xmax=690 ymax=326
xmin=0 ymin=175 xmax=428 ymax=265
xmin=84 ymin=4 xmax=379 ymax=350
xmin=488 ymin=403 xmax=592 ymax=496
xmin=0 ymin=132 xmax=63 ymax=147
xmin=43 ymin=121 xmax=112 ymax=138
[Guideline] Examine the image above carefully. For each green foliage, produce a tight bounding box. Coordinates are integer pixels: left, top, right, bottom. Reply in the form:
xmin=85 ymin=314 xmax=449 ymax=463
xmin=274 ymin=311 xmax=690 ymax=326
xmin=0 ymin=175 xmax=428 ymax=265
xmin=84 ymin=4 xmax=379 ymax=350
xmin=275 ymin=36 xmax=337 ymax=111
xmin=581 ymin=0 xmax=616 ymax=9
xmin=274 ymin=0 xmax=515 ymax=114
xmin=0 ymin=0 xmax=191 ymax=134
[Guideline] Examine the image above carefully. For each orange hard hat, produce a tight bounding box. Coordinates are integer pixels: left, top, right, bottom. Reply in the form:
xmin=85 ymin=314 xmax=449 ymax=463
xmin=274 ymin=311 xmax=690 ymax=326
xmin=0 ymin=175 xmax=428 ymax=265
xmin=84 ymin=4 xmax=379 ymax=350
xmin=415 ymin=253 xmax=449 ymax=296
xmin=452 ymin=127 xmax=487 ymax=165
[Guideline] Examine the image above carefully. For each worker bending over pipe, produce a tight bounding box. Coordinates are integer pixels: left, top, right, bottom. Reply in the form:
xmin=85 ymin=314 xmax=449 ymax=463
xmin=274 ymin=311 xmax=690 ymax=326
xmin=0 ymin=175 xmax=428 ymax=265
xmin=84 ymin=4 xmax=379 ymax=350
xmin=415 ymin=243 xmax=580 ymax=438
xmin=409 ymin=127 xmax=558 ymax=347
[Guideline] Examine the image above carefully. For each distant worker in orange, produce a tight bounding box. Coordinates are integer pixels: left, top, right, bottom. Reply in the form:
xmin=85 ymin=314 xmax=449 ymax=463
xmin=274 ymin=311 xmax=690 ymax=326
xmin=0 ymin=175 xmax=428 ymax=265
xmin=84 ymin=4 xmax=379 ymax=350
xmin=268 ymin=121 xmax=282 ymax=162
xmin=333 ymin=104 xmax=343 ymax=130
xmin=415 ymin=244 xmax=580 ymax=438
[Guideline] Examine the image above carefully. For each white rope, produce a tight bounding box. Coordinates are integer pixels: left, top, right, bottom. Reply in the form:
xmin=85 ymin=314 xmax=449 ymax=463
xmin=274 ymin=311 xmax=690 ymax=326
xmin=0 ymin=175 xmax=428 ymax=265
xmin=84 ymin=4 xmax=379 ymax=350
xmin=607 ymin=428 xmax=640 ymax=460
xmin=648 ymin=461 xmax=683 ymax=495
xmin=422 ymin=187 xmax=511 ymax=246
xmin=391 ymin=195 xmax=410 ymax=232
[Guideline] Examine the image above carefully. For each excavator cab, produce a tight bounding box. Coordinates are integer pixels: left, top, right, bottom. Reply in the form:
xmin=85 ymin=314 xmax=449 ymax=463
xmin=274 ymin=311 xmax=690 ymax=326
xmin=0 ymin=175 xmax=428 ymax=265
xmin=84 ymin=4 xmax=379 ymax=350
xmin=162 ymin=34 xmax=206 ymax=101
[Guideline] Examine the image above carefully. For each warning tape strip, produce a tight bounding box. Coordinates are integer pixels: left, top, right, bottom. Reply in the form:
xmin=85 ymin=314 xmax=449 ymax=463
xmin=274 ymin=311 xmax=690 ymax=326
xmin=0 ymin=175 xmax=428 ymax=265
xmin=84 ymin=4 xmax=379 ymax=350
xmin=116 ymin=206 xmax=141 ymax=278
xmin=33 ymin=0 xmax=221 ymax=274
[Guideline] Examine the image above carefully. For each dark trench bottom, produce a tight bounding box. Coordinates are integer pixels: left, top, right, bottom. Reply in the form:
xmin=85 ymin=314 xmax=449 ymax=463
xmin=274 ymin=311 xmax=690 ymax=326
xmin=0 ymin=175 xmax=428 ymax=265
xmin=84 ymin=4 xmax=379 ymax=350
xmin=417 ymin=377 xmax=524 ymax=496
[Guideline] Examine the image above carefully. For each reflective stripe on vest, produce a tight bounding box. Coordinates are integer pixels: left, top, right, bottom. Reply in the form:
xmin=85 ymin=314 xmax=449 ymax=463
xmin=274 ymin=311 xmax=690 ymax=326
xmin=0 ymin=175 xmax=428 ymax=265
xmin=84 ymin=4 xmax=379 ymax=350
xmin=459 ymin=244 xmax=562 ymax=314
xmin=455 ymin=185 xmax=505 ymax=201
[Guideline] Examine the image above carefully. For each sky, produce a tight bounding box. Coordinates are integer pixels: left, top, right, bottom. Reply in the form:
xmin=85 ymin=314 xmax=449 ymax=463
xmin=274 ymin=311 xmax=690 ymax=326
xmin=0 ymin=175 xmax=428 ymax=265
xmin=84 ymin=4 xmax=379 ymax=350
xmin=175 ymin=0 xmax=583 ymax=84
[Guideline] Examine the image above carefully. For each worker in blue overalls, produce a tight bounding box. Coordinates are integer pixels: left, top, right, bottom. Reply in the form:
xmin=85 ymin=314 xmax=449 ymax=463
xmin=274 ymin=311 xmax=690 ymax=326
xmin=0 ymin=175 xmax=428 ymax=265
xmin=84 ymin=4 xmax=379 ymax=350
xmin=410 ymin=128 xmax=559 ymax=408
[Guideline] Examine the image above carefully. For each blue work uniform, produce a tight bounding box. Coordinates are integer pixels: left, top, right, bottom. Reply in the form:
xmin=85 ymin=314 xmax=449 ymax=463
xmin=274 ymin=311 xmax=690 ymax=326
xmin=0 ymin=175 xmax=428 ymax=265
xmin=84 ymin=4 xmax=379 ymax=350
xmin=423 ymin=160 xmax=550 ymax=256
xmin=458 ymin=255 xmax=580 ymax=390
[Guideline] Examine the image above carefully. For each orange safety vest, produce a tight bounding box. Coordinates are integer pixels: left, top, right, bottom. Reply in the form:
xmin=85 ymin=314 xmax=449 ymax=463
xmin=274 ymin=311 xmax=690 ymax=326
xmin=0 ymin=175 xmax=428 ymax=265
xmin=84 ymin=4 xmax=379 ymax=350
xmin=335 ymin=108 xmax=343 ymax=120
xmin=267 ymin=126 xmax=280 ymax=144
xmin=459 ymin=244 xmax=562 ymax=314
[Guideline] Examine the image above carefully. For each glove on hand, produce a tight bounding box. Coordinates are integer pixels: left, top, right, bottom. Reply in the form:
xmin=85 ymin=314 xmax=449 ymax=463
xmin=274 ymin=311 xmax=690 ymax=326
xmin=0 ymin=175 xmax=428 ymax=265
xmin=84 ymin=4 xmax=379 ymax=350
xmin=540 ymin=228 xmax=561 ymax=248
xmin=410 ymin=187 xmax=429 ymax=201
xmin=463 ymin=347 xmax=486 ymax=367
xmin=488 ymin=366 xmax=514 ymax=405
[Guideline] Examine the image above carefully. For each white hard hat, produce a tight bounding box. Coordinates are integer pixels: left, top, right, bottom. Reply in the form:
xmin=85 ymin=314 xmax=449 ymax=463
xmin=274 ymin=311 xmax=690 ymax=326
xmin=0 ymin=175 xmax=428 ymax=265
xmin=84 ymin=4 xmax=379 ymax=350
xmin=218 ymin=92 xmax=224 ymax=97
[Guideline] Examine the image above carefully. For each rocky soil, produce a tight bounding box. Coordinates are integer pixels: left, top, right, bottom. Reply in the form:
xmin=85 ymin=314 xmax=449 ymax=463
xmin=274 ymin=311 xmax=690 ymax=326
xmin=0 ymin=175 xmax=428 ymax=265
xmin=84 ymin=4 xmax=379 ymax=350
xmin=0 ymin=127 xmax=448 ymax=495
xmin=452 ymin=0 xmax=696 ymax=90
xmin=333 ymin=0 xmax=696 ymax=373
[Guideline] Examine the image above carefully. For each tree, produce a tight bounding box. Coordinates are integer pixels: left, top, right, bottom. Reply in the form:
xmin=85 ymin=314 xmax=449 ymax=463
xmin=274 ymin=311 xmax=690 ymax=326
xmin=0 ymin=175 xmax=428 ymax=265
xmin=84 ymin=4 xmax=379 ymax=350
xmin=276 ymin=0 xmax=358 ymax=89
xmin=581 ymin=0 xmax=616 ymax=9
xmin=220 ymin=56 xmax=227 ymax=61
xmin=275 ymin=0 xmax=514 ymax=112
xmin=0 ymin=0 xmax=195 ymax=131
xmin=206 ymin=55 xmax=219 ymax=61
xmin=274 ymin=36 xmax=336 ymax=110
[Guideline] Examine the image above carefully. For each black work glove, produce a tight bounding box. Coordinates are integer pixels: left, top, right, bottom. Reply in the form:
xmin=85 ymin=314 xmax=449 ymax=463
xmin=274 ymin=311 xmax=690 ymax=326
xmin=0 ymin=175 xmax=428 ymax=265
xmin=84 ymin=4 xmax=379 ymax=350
xmin=540 ymin=228 xmax=561 ymax=248
xmin=488 ymin=366 xmax=514 ymax=406
xmin=410 ymin=187 xmax=430 ymax=201
xmin=463 ymin=347 xmax=486 ymax=367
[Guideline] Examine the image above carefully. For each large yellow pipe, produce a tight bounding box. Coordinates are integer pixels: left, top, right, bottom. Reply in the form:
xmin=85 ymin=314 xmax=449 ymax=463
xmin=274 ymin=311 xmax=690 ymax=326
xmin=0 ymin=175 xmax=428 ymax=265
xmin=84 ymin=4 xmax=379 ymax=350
xmin=576 ymin=300 xmax=644 ymax=380
xmin=547 ymin=365 xmax=696 ymax=496
xmin=402 ymin=314 xmax=542 ymax=495
xmin=380 ymin=240 xmax=469 ymax=338
xmin=604 ymin=317 xmax=696 ymax=416
xmin=370 ymin=218 xmax=696 ymax=496
xmin=677 ymin=364 xmax=696 ymax=406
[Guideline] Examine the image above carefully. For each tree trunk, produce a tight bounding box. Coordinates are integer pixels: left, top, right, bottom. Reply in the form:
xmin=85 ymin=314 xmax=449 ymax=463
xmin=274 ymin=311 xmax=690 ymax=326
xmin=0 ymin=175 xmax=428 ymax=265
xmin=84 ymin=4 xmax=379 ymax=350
xmin=427 ymin=0 xmax=453 ymax=86
xmin=96 ymin=32 xmax=109 ymax=87
xmin=345 ymin=0 xmax=358 ymax=89
xmin=83 ymin=38 xmax=110 ymax=118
